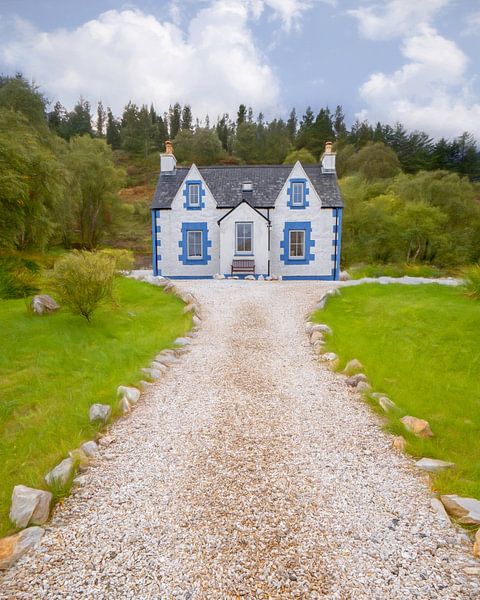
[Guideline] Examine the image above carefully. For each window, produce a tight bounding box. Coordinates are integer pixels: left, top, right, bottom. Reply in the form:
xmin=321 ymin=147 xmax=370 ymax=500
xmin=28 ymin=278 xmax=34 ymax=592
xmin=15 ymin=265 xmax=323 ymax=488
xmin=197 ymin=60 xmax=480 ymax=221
xmin=187 ymin=230 xmax=203 ymax=259
xmin=188 ymin=184 xmax=200 ymax=206
xmin=289 ymin=230 xmax=305 ymax=259
xmin=291 ymin=182 xmax=305 ymax=205
xmin=235 ymin=222 xmax=253 ymax=253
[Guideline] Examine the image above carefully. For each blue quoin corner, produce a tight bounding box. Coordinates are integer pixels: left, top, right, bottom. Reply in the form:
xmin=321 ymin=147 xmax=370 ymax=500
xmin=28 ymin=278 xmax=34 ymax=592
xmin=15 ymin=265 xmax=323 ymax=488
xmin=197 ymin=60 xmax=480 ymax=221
xmin=151 ymin=209 xmax=162 ymax=276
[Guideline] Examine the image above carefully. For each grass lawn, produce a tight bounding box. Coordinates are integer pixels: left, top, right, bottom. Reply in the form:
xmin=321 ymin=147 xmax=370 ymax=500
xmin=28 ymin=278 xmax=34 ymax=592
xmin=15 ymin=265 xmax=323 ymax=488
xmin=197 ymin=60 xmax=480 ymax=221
xmin=314 ymin=284 xmax=480 ymax=501
xmin=0 ymin=277 xmax=191 ymax=536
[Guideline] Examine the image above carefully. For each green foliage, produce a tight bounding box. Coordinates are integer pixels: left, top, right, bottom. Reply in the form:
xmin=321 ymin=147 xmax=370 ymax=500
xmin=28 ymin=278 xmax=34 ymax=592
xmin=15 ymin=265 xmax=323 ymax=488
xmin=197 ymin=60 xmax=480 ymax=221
xmin=66 ymin=136 xmax=124 ymax=248
xmin=463 ymin=264 xmax=480 ymax=300
xmin=345 ymin=142 xmax=401 ymax=181
xmin=0 ymin=256 xmax=40 ymax=299
xmin=174 ymin=127 xmax=224 ymax=165
xmin=99 ymin=248 xmax=134 ymax=271
xmin=283 ymin=147 xmax=316 ymax=165
xmin=0 ymin=276 xmax=191 ymax=536
xmin=0 ymin=108 xmax=69 ymax=251
xmin=49 ymin=251 xmax=116 ymax=321
xmin=315 ymin=284 xmax=480 ymax=499
xmin=339 ymin=171 xmax=480 ymax=268
xmin=0 ymin=75 xmax=47 ymax=129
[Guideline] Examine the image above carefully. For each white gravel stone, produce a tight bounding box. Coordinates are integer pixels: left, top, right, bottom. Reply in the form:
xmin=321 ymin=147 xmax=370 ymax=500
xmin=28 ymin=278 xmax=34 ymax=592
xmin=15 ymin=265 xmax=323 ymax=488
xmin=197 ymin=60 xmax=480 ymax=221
xmin=1 ymin=280 xmax=478 ymax=598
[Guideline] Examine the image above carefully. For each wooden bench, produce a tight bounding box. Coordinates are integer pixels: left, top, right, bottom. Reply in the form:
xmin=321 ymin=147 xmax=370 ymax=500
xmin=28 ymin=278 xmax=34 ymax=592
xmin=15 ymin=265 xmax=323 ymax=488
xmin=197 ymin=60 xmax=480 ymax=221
xmin=231 ymin=259 xmax=255 ymax=275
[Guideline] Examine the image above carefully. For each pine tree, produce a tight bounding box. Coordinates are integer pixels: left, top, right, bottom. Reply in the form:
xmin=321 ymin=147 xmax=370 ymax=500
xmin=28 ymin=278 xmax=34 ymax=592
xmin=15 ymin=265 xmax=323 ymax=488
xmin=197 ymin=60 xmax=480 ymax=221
xmin=181 ymin=104 xmax=193 ymax=131
xmin=237 ymin=104 xmax=247 ymax=128
xmin=106 ymin=108 xmax=121 ymax=149
xmin=169 ymin=103 xmax=181 ymax=140
xmin=286 ymin=108 xmax=297 ymax=142
xmin=96 ymin=101 xmax=106 ymax=137
xmin=64 ymin=97 xmax=92 ymax=139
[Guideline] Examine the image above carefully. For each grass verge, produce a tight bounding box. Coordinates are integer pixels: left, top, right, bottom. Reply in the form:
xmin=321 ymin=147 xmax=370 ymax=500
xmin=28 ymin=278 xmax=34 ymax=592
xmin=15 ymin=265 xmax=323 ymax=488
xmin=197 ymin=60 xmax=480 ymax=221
xmin=314 ymin=283 xmax=480 ymax=500
xmin=0 ymin=276 xmax=191 ymax=536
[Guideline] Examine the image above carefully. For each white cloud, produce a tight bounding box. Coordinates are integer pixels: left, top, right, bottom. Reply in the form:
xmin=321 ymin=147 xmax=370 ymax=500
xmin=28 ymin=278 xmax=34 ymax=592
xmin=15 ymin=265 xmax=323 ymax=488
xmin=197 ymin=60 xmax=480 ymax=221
xmin=358 ymin=26 xmax=480 ymax=139
xmin=463 ymin=10 xmax=480 ymax=36
xmin=348 ymin=0 xmax=450 ymax=40
xmin=0 ymin=3 xmax=282 ymax=117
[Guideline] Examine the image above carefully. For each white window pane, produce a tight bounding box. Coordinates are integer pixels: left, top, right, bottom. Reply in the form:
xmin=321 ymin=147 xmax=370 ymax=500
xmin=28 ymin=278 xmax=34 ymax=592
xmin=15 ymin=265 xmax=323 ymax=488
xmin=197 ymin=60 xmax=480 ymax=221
xmin=188 ymin=230 xmax=202 ymax=257
xmin=189 ymin=184 xmax=200 ymax=204
xmin=289 ymin=230 xmax=305 ymax=258
xmin=236 ymin=222 xmax=253 ymax=253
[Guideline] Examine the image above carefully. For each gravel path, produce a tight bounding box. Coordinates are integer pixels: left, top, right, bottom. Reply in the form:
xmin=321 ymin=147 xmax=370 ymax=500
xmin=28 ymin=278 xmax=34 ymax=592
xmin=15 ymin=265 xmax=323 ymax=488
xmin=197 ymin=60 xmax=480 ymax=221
xmin=2 ymin=280 xmax=479 ymax=599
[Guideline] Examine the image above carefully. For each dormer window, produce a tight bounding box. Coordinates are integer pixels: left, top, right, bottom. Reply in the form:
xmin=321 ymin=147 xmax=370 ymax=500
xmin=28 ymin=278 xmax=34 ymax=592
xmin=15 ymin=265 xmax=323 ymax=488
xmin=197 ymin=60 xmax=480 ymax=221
xmin=287 ymin=178 xmax=309 ymax=209
xmin=183 ymin=180 xmax=204 ymax=210
xmin=291 ymin=182 xmax=305 ymax=205
xmin=188 ymin=183 xmax=200 ymax=206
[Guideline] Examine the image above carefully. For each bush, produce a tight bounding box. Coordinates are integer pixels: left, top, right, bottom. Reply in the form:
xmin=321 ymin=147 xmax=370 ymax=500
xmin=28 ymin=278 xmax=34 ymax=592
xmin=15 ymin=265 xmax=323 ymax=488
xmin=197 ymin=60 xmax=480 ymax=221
xmin=463 ymin=264 xmax=480 ymax=300
xmin=98 ymin=248 xmax=134 ymax=271
xmin=0 ymin=256 xmax=40 ymax=299
xmin=49 ymin=251 xmax=116 ymax=321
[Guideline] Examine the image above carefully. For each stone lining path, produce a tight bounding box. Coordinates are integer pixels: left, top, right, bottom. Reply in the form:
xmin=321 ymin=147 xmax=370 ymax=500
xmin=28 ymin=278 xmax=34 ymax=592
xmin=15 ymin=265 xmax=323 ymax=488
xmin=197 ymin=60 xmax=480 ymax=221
xmin=1 ymin=280 xmax=479 ymax=599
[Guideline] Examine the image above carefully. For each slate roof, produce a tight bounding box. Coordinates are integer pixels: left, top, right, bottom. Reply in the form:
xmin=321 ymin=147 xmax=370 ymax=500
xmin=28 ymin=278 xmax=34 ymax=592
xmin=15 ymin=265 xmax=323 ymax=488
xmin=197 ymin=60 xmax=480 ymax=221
xmin=151 ymin=164 xmax=343 ymax=209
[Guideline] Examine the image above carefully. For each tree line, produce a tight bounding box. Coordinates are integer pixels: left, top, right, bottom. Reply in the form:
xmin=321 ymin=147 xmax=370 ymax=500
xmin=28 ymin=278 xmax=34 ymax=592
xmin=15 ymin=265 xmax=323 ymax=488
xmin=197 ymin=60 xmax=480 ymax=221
xmin=46 ymin=90 xmax=480 ymax=177
xmin=1 ymin=73 xmax=479 ymax=269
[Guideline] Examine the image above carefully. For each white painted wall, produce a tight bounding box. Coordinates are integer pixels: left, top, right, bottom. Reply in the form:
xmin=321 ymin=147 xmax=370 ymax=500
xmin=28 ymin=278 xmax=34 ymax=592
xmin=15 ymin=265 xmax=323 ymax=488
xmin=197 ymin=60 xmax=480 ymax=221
xmin=219 ymin=203 xmax=270 ymax=276
xmin=270 ymin=161 xmax=337 ymax=278
xmin=158 ymin=165 xmax=221 ymax=277
xmin=155 ymin=161 xmax=338 ymax=279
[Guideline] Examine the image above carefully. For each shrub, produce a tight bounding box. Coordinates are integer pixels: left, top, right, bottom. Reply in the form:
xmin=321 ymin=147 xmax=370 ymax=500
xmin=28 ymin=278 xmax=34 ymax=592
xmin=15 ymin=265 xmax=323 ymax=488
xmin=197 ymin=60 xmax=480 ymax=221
xmin=98 ymin=248 xmax=134 ymax=271
xmin=49 ymin=251 xmax=116 ymax=321
xmin=0 ymin=256 xmax=40 ymax=299
xmin=463 ymin=264 xmax=480 ymax=300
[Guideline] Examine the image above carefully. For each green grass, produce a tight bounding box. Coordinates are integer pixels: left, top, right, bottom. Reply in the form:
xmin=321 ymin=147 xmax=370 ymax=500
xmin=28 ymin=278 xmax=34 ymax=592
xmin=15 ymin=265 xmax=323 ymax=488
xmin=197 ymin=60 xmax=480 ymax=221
xmin=0 ymin=277 xmax=191 ymax=536
xmin=314 ymin=284 xmax=480 ymax=500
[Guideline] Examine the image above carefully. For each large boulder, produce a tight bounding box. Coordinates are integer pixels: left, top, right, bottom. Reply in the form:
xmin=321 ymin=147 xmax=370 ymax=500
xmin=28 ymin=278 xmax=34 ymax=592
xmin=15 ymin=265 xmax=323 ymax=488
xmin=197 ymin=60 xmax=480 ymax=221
xmin=192 ymin=315 xmax=202 ymax=327
xmin=31 ymin=295 xmax=59 ymax=315
xmin=401 ymin=415 xmax=433 ymax=438
xmin=117 ymin=386 xmax=141 ymax=405
xmin=440 ymin=495 xmax=480 ymax=525
xmin=183 ymin=303 xmax=196 ymax=314
xmin=89 ymin=404 xmax=111 ymax=424
xmin=0 ymin=527 xmax=44 ymax=570
xmin=319 ymin=352 xmax=338 ymax=362
xmin=45 ymin=458 xmax=75 ymax=488
xmin=9 ymin=486 xmax=52 ymax=528
xmin=392 ymin=436 xmax=406 ymax=452
xmin=174 ymin=337 xmax=190 ymax=346
xmin=415 ymin=458 xmax=455 ymax=473
xmin=339 ymin=271 xmax=350 ymax=281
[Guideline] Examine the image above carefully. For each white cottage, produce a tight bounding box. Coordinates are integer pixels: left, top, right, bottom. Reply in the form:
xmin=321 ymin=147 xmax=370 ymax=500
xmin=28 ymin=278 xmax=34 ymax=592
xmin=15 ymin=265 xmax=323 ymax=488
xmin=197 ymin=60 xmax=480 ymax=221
xmin=151 ymin=141 xmax=343 ymax=280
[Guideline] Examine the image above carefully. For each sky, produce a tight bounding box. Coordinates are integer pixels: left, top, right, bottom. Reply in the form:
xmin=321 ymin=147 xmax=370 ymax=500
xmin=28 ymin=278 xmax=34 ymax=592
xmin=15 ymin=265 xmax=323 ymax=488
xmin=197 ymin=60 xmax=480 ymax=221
xmin=0 ymin=0 xmax=479 ymax=139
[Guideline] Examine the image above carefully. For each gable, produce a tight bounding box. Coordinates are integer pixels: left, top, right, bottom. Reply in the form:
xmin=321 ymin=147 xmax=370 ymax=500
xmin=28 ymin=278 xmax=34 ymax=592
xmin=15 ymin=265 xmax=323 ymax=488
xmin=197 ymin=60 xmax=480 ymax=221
xmin=151 ymin=164 xmax=343 ymax=210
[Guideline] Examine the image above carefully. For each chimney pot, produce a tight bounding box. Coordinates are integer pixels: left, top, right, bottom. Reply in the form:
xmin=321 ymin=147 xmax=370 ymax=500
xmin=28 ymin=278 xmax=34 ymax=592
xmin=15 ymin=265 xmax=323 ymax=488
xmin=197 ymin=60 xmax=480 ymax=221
xmin=165 ymin=140 xmax=173 ymax=155
xmin=325 ymin=141 xmax=333 ymax=154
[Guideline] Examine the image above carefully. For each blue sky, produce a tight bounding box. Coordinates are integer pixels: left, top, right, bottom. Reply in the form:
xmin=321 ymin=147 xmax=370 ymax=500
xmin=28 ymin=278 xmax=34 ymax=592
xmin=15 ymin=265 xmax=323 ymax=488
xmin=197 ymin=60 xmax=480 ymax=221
xmin=0 ymin=0 xmax=479 ymax=139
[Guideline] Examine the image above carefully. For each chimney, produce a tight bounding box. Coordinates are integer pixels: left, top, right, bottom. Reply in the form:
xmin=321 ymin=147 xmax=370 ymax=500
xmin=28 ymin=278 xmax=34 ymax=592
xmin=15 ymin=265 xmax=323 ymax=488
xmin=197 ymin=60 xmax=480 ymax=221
xmin=160 ymin=140 xmax=176 ymax=174
xmin=241 ymin=181 xmax=253 ymax=202
xmin=321 ymin=141 xmax=336 ymax=173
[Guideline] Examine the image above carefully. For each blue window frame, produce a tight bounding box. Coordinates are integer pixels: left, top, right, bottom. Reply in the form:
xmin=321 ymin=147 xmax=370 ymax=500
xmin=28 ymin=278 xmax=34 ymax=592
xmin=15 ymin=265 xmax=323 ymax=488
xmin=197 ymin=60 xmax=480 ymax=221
xmin=280 ymin=221 xmax=315 ymax=265
xmin=178 ymin=222 xmax=212 ymax=265
xmin=287 ymin=178 xmax=309 ymax=209
xmin=183 ymin=180 xmax=205 ymax=210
